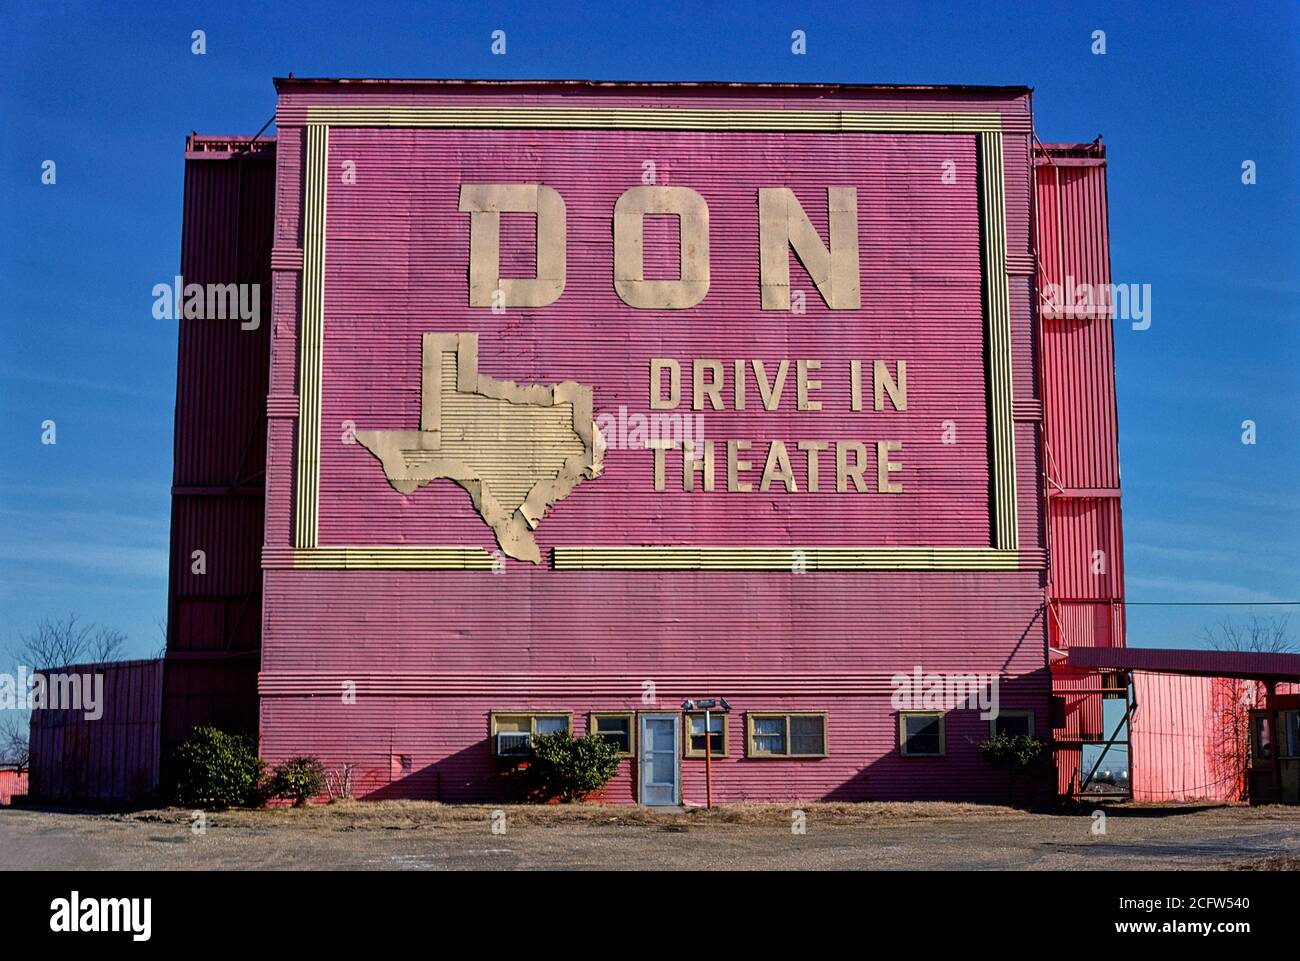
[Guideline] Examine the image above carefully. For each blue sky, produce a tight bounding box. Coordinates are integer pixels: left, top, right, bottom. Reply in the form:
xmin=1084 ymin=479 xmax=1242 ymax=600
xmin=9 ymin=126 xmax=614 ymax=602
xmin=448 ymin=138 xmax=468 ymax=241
xmin=2 ymin=1 xmax=1297 ymax=661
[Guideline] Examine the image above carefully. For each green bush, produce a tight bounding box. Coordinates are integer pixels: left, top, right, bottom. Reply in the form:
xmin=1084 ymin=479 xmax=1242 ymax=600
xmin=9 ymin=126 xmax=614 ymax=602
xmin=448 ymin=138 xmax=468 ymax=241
xmin=166 ymin=726 xmax=266 ymax=809
xmin=514 ymin=730 xmax=623 ymax=802
xmin=270 ymin=756 xmax=327 ymax=806
xmin=978 ymin=732 xmax=1045 ymax=805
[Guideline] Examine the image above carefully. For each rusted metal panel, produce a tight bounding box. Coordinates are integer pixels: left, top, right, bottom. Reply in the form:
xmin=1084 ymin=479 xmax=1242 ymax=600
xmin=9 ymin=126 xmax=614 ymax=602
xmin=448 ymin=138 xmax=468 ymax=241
xmin=27 ymin=659 xmax=163 ymax=803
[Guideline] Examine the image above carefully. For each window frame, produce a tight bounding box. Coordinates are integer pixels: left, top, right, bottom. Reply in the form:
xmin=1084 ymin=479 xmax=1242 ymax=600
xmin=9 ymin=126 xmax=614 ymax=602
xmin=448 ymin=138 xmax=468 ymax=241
xmin=899 ymin=710 xmax=946 ymax=758
xmin=683 ymin=711 xmax=730 ymax=758
xmin=588 ymin=711 xmax=636 ymax=757
xmin=988 ymin=710 xmax=1035 ymax=740
xmin=745 ymin=712 xmax=829 ymax=759
xmin=1280 ymin=710 xmax=1299 ymax=760
xmin=1252 ymin=712 xmax=1274 ymax=763
xmin=489 ymin=711 xmax=573 ymax=756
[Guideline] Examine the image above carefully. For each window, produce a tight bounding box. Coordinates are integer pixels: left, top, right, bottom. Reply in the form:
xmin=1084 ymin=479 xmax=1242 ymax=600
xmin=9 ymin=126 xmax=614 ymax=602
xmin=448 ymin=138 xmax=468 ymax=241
xmin=590 ymin=712 xmax=634 ymax=756
xmin=684 ymin=712 xmax=728 ymax=757
xmin=489 ymin=712 xmax=571 ymax=756
xmin=1282 ymin=711 xmax=1299 ymax=759
xmin=747 ymin=713 xmax=827 ymax=758
xmin=899 ymin=711 xmax=945 ymax=757
xmin=1253 ymin=713 xmax=1274 ymax=762
xmin=990 ymin=711 xmax=1034 ymax=739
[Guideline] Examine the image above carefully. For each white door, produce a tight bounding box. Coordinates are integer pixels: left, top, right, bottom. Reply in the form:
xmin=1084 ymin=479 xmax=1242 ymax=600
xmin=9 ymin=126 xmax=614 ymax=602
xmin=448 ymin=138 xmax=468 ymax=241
xmin=639 ymin=714 xmax=680 ymax=805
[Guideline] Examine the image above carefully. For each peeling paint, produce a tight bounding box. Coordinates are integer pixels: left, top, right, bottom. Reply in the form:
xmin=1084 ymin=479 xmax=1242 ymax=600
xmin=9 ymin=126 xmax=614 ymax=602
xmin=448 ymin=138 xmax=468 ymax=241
xmin=356 ymin=332 xmax=603 ymax=562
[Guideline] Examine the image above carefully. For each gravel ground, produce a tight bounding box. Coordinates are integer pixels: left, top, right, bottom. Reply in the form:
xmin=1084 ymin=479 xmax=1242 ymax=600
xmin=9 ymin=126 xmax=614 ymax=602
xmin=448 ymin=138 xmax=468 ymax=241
xmin=1 ymin=800 xmax=1296 ymax=871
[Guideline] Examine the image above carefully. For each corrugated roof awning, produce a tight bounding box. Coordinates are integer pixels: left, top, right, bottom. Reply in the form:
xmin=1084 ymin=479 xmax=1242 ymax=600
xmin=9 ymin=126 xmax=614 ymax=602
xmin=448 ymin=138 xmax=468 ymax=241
xmin=1069 ymin=646 xmax=1300 ymax=682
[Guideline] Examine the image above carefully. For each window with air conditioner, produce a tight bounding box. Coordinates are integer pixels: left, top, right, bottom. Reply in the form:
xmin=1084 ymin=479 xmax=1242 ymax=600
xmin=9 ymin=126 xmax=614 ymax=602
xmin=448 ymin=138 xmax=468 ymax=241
xmin=489 ymin=712 xmax=571 ymax=757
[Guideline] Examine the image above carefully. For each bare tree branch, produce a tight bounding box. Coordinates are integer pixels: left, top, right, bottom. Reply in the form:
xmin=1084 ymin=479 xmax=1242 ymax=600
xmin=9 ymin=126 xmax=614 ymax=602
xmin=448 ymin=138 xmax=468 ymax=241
xmin=91 ymin=626 xmax=127 ymax=663
xmin=153 ymin=616 xmax=169 ymax=659
xmin=1202 ymin=614 xmax=1297 ymax=654
xmin=0 ymin=714 xmax=29 ymax=772
xmin=11 ymin=614 xmax=130 ymax=670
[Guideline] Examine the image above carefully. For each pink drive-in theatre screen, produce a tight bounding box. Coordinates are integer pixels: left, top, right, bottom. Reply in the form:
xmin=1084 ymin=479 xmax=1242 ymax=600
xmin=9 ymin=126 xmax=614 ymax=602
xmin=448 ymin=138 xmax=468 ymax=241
xmin=315 ymin=127 xmax=990 ymax=550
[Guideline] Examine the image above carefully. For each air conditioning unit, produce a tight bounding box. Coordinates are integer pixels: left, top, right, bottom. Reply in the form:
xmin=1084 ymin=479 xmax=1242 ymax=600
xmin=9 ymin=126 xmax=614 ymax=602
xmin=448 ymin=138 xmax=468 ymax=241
xmin=496 ymin=732 xmax=532 ymax=756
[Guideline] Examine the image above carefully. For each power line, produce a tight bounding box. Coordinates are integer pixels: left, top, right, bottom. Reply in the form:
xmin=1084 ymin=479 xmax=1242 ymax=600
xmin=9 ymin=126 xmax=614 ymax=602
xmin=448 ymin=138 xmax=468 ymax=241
xmin=1125 ymin=601 xmax=1300 ymax=607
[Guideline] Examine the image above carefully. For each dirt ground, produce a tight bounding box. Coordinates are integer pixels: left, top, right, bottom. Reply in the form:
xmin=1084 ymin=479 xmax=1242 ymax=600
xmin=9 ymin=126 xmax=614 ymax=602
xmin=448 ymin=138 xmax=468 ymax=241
xmin=1 ymin=800 xmax=1296 ymax=870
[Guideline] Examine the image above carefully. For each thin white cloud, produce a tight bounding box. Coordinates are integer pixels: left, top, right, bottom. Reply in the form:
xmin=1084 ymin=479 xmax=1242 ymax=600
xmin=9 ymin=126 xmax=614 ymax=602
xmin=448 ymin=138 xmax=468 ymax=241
xmin=0 ymin=364 xmax=170 ymax=400
xmin=1125 ymin=575 xmax=1285 ymax=605
xmin=0 ymin=540 xmax=168 ymax=580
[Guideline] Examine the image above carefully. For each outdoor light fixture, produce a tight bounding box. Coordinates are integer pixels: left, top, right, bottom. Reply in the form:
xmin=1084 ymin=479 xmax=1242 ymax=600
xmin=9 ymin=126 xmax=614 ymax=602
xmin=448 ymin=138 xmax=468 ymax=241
xmin=681 ymin=698 xmax=731 ymax=712
xmin=681 ymin=697 xmax=730 ymax=809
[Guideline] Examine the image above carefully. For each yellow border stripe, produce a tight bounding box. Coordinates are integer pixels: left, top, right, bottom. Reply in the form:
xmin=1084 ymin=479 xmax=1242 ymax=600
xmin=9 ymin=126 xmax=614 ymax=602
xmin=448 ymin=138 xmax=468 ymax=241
xmin=979 ymin=131 xmax=1018 ymax=550
xmin=294 ymin=124 xmax=328 ymax=549
xmin=289 ymin=109 xmax=1020 ymax=570
xmin=305 ymin=105 xmax=1003 ymax=133
xmin=552 ymin=547 xmax=1021 ymax=572
xmin=294 ymin=547 xmax=495 ymax=570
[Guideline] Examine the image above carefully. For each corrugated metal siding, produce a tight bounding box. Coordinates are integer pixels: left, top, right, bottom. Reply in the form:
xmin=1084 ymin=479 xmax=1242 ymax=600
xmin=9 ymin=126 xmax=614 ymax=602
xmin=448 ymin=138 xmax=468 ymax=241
xmin=27 ymin=659 xmax=163 ymax=803
xmin=1048 ymin=497 xmax=1124 ymax=600
xmin=262 ymin=692 xmax=1051 ymax=804
xmin=1130 ymin=672 xmax=1254 ymax=802
xmin=162 ymin=136 xmax=275 ymax=748
xmin=317 ymin=128 xmax=991 ymax=547
xmin=0 ymin=770 xmax=27 ymax=805
xmin=274 ymin=81 xmax=1037 ymax=130
xmin=257 ymin=82 xmax=1052 ymax=802
xmin=1037 ymin=160 xmax=1118 ymax=490
xmin=1036 ymin=143 xmax=1125 ymax=789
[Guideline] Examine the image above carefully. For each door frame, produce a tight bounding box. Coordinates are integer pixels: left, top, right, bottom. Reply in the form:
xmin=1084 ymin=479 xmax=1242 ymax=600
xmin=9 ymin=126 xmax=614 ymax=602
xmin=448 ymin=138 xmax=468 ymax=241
xmin=636 ymin=712 xmax=682 ymax=806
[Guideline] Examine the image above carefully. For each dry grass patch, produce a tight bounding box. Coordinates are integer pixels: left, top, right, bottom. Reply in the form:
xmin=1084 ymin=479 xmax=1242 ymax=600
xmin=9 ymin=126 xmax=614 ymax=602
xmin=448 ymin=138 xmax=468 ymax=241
xmin=119 ymin=799 xmax=1022 ymax=832
xmin=1236 ymin=853 xmax=1300 ymax=871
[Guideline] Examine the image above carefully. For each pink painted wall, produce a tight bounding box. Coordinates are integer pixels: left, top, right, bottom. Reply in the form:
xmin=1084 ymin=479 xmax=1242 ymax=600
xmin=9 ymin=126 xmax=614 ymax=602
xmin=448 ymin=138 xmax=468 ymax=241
xmin=260 ymin=81 xmax=1050 ymax=802
xmin=0 ymin=770 xmax=27 ymax=805
xmin=318 ymin=129 xmax=988 ymax=547
xmin=1130 ymin=672 xmax=1256 ymax=802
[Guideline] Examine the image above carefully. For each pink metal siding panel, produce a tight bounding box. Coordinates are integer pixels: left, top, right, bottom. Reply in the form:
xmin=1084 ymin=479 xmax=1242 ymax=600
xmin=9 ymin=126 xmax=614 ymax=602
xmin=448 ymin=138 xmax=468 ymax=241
xmin=27 ymin=659 xmax=163 ymax=803
xmin=1052 ymin=601 xmax=1119 ymax=650
xmin=1130 ymin=672 xmax=1253 ymax=802
xmin=1036 ymin=143 xmax=1124 ymax=792
xmin=318 ymin=128 xmax=990 ymax=548
xmin=274 ymin=79 xmax=1036 ymax=130
xmin=1036 ymin=155 xmax=1118 ymax=492
xmin=0 ymin=770 xmax=27 ymax=805
xmin=261 ymin=693 xmax=1052 ymax=805
xmin=258 ymin=81 xmax=1050 ymax=802
xmin=1048 ymin=497 xmax=1124 ymax=600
